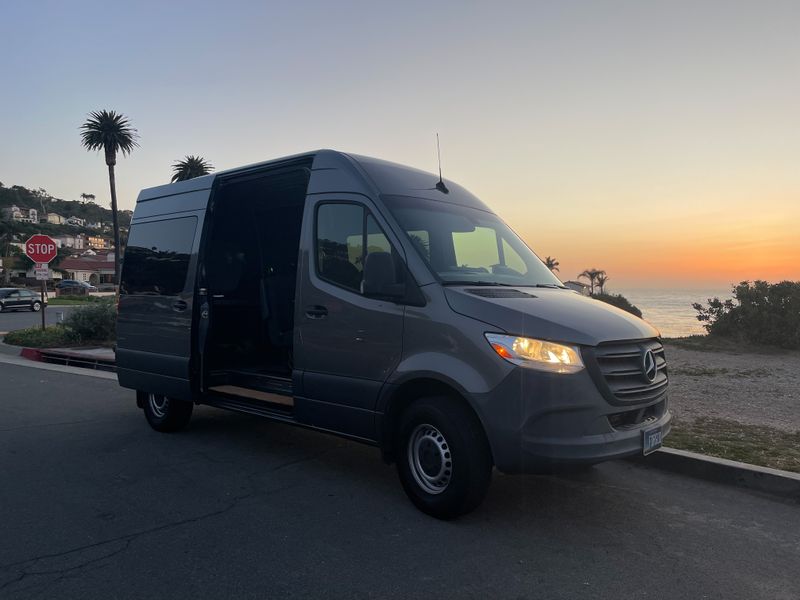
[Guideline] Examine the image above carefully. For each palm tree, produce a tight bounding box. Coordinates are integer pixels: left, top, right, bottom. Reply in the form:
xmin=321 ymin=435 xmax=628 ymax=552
xmin=578 ymin=268 xmax=601 ymax=295
xmin=171 ymin=155 xmax=213 ymax=182
xmin=544 ymin=256 xmax=560 ymax=272
xmin=80 ymin=110 xmax=138 ymax=285
xmin=596 ymin=272 xmax=609 ymax=294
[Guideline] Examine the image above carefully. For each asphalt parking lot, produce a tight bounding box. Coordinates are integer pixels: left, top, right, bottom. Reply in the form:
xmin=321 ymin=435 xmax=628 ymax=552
xmin=0 ymin=360 xmax=798 ymax=599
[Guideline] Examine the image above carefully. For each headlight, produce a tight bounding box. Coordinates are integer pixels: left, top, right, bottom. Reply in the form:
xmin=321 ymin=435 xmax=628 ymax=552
xmin=485 ymin=333 xmax=584 ymax=374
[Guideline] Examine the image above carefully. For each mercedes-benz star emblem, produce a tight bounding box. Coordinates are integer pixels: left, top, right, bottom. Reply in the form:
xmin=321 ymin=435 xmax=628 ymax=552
xmin=641 ymin=349 xmax=657 ymax=383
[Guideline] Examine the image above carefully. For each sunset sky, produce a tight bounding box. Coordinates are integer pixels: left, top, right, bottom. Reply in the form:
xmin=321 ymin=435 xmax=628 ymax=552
xmin=1 ymin=1 xmax=798 ymax=288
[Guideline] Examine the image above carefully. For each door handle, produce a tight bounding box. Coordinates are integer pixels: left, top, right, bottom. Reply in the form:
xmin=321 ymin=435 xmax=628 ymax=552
xmin=172 ymin=299 xmax=188 ymax=312
xmin=304 ymin=305 xmax=328 ymax=319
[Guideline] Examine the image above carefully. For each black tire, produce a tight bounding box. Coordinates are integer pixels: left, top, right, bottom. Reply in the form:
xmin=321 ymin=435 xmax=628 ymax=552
xmin=396 ymin=396 xmax=493 ymax=519
xmin=141 ymin=392 xmax=193 ymax=432
xmin=31 ymin=301 xmax=42 ymax=312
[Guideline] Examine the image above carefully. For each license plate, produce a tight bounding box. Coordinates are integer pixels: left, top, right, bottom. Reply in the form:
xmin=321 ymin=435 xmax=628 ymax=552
xmin=642 ymin=426 xmax=663 ymax=455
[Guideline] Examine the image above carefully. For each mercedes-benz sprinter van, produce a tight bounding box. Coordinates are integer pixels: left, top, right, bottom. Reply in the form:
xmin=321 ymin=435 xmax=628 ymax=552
xmin=117 ymin=150 xmax=670 ymax=518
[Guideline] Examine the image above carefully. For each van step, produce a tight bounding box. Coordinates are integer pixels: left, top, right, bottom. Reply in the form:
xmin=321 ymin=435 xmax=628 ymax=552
xmin=225 ymin=370 xmax=293 ymax=396
xmin=204 ymin=394 xmax=296 ymax=422
xmin=208 ymin=385 xmax=294 ymax=407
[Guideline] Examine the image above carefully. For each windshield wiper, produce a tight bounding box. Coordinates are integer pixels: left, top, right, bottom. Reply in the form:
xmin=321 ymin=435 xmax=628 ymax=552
xmin=533 ymin=283 xmax=568 ymax=289
xmin=442 ymin=281 xmax=515 ymax=287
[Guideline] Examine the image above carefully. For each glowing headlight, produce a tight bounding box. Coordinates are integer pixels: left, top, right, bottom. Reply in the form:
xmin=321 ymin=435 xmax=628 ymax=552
xmin=485 ymin=333 xmax=584 ymax=373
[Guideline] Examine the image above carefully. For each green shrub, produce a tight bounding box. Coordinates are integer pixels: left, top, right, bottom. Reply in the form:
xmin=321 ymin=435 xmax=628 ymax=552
xmin=692 ymin=280 xmax=800 ymax=349
xmin=48 ymin=296 xmax=104 ymax=306
xmin=592 ymin=292 xmax=643 ymax=318
xmin=4 ymin=325 xmax=72 ymax=347
xmin=63 ymin=300 xmax=116 ymax=344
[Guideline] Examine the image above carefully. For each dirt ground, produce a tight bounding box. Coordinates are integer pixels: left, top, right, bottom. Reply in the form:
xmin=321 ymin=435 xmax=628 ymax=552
xmin=663 ymin=342 xmax=800 ymax=432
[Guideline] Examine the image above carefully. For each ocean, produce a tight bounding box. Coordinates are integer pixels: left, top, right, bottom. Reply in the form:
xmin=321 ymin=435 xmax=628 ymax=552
xmin=615 ymin=288 xmax=732 ymax=338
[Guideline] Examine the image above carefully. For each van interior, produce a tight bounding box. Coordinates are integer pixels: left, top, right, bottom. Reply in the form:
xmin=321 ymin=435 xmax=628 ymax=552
xmin=201 ymin=163 xmax=312 ymax=408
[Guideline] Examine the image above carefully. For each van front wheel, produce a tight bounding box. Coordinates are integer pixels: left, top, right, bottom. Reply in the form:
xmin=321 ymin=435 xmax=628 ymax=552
xmin=142 ymin=392 xmax=193 ymax=432
xmin=396 ymin=396 xmax=492 ymax=519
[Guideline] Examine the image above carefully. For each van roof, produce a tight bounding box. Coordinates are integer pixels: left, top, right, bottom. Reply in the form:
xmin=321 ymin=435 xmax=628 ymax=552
xmin=136 ymin=149 xmax=488 ymax=211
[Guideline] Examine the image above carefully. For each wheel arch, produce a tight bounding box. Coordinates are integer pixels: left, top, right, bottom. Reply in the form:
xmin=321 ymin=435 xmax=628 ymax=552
xmin=378 ymin=375 xmax=492 ymax=465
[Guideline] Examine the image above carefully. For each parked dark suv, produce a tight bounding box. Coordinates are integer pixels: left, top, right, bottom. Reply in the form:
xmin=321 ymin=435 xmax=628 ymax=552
xmin=0 ymin=288 xmax=46 ymax=312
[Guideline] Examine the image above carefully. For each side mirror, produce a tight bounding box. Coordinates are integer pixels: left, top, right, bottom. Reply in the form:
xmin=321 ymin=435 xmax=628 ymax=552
xmin=362 ymin=252 xmax=405 ymax=299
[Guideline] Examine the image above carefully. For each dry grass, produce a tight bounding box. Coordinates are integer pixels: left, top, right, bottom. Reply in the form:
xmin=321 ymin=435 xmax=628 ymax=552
xmin=666 ymin=417 xmax=800 ymax=473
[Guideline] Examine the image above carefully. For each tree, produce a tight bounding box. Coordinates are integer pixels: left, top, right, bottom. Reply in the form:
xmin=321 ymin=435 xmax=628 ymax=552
xmin=80 ymin=193 xmax=96 ymax=203
xmin=578 ymin=268 xmax=601 ymax=295
xmin=171 ymin=155 xmax=213 ymax=182
xmin=80 ymin=110 xmax=139 ymax=285
xmin=596 ymin=272 xmax=609 ymax=294
xmin=544 ymin=256 xmax=560 ymax=272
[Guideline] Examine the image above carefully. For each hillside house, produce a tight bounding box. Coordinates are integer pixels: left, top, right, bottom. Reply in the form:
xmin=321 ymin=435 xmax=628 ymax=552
xmin=45 ymin=213 xmax=65 ymax=224
xmin=53 ymin=234 xmax=86 ymax=250
xmin=87 ymin=235 xmax=112 ymax=249
xmin=1 ymin=205 xmax=38 ymax=223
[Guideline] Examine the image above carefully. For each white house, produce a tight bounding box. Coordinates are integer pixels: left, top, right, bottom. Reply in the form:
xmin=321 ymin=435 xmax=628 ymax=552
xmin=45 ymin=213 xmax=65 ymax=224
xmin=53 ymin=233 xmax=86 ymax=250
xmin=1 ymin=205 xmax=38 ymax=223
xmin=66 ymin=216 xmax=86 ymax=227
xmin=564 ymin=280 xmax=591 ymax=296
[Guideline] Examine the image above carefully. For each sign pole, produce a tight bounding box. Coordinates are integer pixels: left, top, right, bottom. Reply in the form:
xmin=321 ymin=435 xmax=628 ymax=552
xmin=41 ymin=277 xmax=46 ymax=331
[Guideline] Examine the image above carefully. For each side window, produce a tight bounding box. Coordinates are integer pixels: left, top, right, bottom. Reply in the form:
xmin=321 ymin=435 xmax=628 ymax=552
xmin=315 ymin=203 xmax=403 ymax=293
xmin=407 ymin=230 xmax=430 ymax=261
xmin=316 ymin=203 xmax=364 ymax=291
xmin=366 ymin=214 xmax=392 ymax=254
xmin=121 ymin=217 xmax=198 ymax=295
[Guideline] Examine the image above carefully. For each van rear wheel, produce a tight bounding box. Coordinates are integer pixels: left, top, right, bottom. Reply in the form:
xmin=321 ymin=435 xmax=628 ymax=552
xmin=395 ymin=396 xmax=492 ymax=519
xmin=142 ymin=392 xmax=193 ymax=432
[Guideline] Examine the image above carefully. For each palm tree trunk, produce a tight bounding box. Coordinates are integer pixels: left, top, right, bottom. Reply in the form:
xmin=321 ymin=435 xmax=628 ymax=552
xmin=107 ymin=164 xmax=121 ymax=285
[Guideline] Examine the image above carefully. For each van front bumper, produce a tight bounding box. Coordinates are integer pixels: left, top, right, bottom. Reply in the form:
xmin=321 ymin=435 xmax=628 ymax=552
xmin=471 ymin=367 xmax=671 ymax=474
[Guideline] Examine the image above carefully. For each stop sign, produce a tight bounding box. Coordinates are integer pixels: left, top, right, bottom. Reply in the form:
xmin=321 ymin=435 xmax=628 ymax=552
xmin=24 ymin=234 xmax=58 ymax=264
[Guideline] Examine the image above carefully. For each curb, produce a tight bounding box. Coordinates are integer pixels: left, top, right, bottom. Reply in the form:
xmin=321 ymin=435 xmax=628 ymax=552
xmin=633 ymin=447 xmax=800 ymax=501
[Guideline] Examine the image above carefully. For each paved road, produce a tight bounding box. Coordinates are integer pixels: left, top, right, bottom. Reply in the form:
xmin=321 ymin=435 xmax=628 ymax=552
xmin=0 ymin=361 xmax=797 ymax=599
xmin=0 ymin=305 xmax=79 ymax=333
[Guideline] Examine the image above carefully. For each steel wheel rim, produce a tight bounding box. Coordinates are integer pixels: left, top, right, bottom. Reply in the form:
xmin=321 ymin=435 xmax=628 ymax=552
xmin=148 ymin=393 xmax=168 ymax=418
xmin=32 ymin=302 xmax=41 ymax=312
xmin=407 ymin=423 xmax=452 ymax=495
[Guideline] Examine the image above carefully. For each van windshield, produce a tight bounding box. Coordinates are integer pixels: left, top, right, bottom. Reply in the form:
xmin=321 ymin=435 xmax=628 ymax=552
xmin=383 ymin=196 xmax=564 ymax=287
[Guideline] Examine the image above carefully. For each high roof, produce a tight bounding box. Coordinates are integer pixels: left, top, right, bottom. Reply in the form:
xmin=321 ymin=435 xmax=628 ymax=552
xmin=134 ymin=150 xmax=489 ymax=211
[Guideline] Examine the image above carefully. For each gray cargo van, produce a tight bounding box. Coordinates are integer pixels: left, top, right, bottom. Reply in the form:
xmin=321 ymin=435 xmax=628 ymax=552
xmin=117 ymin=150 xmax=670 ymax=518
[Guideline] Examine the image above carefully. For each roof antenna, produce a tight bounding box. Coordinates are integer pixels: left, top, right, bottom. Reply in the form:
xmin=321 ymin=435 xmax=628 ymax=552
xmin=435 ymin=133 xmax=449 ymax=193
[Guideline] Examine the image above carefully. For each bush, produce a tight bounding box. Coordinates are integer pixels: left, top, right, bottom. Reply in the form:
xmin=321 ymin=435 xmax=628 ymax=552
xmin=3 ymin=301 xmax=117 ymax=347
xmin=4 ymin=325 xmax=72 ymax=348
xmin=693 ymin=280 xmax=800 ymax=349
xmin=592 ymin=292 xmax=643 ymax=318
xmin=63 ymin=300 xmax=116 ymax=344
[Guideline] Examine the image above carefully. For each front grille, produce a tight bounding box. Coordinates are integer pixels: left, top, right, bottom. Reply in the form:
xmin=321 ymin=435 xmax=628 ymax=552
xmin=585 ymin=339 xmax=668 ymax=404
